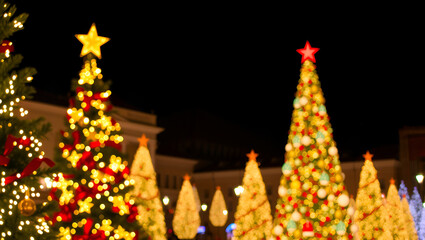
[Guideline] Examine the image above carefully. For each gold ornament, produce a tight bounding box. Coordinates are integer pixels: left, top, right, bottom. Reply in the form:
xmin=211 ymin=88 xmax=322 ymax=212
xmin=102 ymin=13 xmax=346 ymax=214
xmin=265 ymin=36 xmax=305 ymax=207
xmin=75 ymin=23 xmax=110 ymax=59
xmin=19 ymin=191 xmax=36 ymax=216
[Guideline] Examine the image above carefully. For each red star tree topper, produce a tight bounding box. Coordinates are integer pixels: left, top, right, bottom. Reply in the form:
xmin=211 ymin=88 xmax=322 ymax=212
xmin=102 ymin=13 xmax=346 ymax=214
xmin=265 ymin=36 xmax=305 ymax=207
xmin=296 ymin=41 xmax=319 ymax=63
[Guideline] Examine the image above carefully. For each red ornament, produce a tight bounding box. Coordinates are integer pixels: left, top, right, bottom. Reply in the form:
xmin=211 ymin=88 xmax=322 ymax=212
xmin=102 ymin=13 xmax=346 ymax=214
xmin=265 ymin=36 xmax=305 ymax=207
xmin=0 ymin=40 xmax=14 ymax=53
xmin=296 ymin=41 xmax=319 ymax=63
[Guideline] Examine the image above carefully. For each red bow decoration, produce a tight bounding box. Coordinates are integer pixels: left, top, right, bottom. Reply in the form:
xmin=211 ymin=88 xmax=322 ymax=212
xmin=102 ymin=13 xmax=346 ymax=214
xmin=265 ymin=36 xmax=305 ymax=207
xmin=76 ymin=151 xmax=96 ymax=170
xmin=1 ymin=135 xmax=31 ymax=166
xmin=4 ymin=156 xmax=55 ymax=185
xmin=72 ymin=218 xmax=106 ymax=240
xmin=90 ymin=140 xmax=122 ymax=151
xmin=60 ymin=131 xmax=80 ymax=152
xmin=126 ymin=201 xmax=138 ymax=223
xmin=52 ymin=203 xmax=75 ymax=224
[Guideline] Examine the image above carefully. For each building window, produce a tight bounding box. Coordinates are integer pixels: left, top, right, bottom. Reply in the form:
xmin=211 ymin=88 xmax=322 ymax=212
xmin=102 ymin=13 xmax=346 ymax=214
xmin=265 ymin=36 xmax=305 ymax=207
xmin=157 ymin=173 xmax=161 ymax=187
xmin=173 ymin=175 xmax=177 ymax=189
xmin=165 ymin=175 xmax=169 ymax=189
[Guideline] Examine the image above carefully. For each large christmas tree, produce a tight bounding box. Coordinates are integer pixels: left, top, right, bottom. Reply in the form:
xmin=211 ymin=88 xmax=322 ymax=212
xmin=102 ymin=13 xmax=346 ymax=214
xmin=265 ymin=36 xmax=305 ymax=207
xmin=0 ymin=1 xmax=57 ymax=239
xmin=272 ymin=41 xmax=352 ymax=239
xmin=129 ymin=134 xmax=166 ymax=240
xmin=354 ymin=151 xmax=389 ymax=239
xmin=49 ymin=24 xmax=142 ymax=239
xmin=233 ymin=150 xmax=272 ymax=240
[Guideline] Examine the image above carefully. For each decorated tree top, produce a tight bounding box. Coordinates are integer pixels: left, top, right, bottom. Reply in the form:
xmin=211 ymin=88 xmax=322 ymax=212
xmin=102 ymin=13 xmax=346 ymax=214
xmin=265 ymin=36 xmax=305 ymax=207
xmin=272 ymin=41 xmax=352 ymax=239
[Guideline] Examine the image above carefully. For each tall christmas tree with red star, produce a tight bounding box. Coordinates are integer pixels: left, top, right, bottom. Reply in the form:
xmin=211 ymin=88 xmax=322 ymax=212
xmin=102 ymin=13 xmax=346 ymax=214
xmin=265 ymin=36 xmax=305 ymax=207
xmin=49 ymin=24 xmax=143 ymax=240
xmin=271 ymin=41 xmax=352 ymax=240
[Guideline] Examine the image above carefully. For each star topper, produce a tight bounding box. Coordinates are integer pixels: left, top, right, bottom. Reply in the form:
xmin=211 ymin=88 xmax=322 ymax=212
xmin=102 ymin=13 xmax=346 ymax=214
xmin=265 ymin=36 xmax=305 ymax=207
xmin=296 ymin=41 xmax=319 ymax=63
xmin=363 ymin=150 xmax=374 ymax=161
xmin=246 ymin=149 xmax=258 ymax=161
xmin=75 ymin=23 xmax=110 ymax=59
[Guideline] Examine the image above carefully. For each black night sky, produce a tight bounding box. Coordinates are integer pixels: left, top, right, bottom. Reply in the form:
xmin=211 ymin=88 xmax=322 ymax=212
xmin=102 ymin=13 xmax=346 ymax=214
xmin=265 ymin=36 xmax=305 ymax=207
xmin=9 ymin=2 xmax=425 ymax=167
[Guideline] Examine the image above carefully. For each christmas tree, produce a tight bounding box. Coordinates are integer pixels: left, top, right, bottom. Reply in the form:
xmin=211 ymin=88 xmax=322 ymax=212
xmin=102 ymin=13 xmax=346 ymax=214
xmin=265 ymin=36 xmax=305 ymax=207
xmin=386 ymin=179 xmax=408 ymax=239
xmin=49 ymin=24 xmax=142 ymax=239
xmin=353 ymin=151 xmax=388 ymax=239
xmin=399 ymin=180 xmax=410 ymax=202
xmin=410 ymin=186 xmax=422 ymax=233
xmin=172 ymin=174 xmax=200 ymax=239
xmin=209 ymin=186 xmax=228 ymax=227
xmin=233 ymin=150 xmax=272 ymax=240
xmin=401 ymin=195 xmax=418 ymax=240
xmin=129 ymin=134 xmax=166 ymax=240
xmin=418 ymin=208 xmax=425 ymax=240
xmin=272 ymin=41 xmax=352 ymax=239
xmin=0 ymin=1 xmax=57 ymax=239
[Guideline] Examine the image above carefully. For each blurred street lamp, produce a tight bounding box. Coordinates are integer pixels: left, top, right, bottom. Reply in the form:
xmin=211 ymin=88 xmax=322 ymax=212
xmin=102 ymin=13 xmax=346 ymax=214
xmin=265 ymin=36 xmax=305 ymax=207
xmin=234 ymin=185 xmax=244 ymax=196
xmin=201 ymin=203 xmax=208 ymax=212
xmin=416 ymin=174 xmax=424 ymax=184
xmin=162 ymin=196 xmax=170 ymax=206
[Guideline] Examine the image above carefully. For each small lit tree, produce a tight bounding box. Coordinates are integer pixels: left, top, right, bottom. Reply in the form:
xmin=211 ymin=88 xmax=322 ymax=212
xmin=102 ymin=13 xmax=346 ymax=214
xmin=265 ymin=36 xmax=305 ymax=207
xmin=401 ymin=195 xmax=418 ymax=240
xmin=354 ymin=151 xmax=388 ymax=240
xmin=130 ymin=134 xmax=166 ymax=240
xmin=233 ymin=150 xmax=272 ymax=240
xmin=209 ymin=186 xmax=228 ymax=227
xmin=172 ymin=174 xmax=200 ymax=239
xmin=410 ymin=186 xmax=423 ymax=233
xmin=386 ymin=179 xmax=408 ymax=239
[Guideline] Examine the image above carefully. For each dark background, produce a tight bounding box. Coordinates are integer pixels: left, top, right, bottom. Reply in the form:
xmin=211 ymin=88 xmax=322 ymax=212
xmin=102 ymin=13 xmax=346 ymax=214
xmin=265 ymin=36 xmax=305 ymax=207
xmin=9 ymin=1 xmax=425 ymax=168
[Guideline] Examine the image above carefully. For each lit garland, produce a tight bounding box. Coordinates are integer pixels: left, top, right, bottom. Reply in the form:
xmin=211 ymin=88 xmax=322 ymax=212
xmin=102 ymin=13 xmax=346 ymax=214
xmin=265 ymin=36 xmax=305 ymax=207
xmin=49 ymin=24 xmax=140 ymax=240
xmin=0 ymin=1 xmax=57 ymax=239
xmin=272 ymin=42 xmax=352 ymax=240
xmin=233 ymin=150 xmax=272 ymax=239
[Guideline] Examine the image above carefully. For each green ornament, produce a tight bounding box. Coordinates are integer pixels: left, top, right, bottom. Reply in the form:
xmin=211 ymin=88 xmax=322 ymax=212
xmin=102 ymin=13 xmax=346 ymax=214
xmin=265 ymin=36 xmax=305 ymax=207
xmin=282 ymin=162 xmax=292 ymax=176
xmin=335 ymin=221 xmax=346 ymax=236
xmin=319 ymin=172 xmax=330 ymax=186
xmin=287 ymin=219 xmax=296 ymax=232
xmin=319 ymin=104 xmax=327 ymax=114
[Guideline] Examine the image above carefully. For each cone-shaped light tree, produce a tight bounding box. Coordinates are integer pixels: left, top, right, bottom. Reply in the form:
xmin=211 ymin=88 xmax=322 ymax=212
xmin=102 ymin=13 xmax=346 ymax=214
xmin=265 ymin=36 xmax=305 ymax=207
xmin=399 ymin=180 xmax=409 ymax=202
xmin=418 ymin=208 xmax=425 ymax=240
xmin=386 ymin=179 xmax=409 ymax=239
xmin=49 ymin=24 xmax=142 ymax=239
xmin=172 ymin=174 xmax=200 ymax=239
xmin=130 ymin=134 xmax=166 ymax=240
xmin=272 ymin=41 xmax=352 ymax=239
xmin=410 ymin=186 xmax=423 ymax=233
xmin=354 ymin=151 xmax=388 ymax=239
xmin=0 ymin=1 xmax=57 ymax=239
xmin=401 ymin=196 xmax=418 ymax=240
xmin=209 ymin=186 xmax=228 ymax=227
xmin=233 ymin=150 xmax=272 ymax=240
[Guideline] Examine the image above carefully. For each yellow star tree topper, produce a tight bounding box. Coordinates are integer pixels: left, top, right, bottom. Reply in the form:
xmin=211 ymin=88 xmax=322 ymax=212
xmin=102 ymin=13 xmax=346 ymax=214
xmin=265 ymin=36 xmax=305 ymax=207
xmin=75 ymin=23 xmax=109 ymax=59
